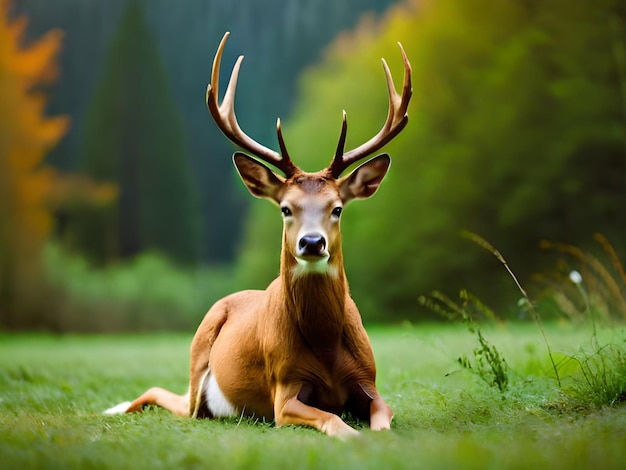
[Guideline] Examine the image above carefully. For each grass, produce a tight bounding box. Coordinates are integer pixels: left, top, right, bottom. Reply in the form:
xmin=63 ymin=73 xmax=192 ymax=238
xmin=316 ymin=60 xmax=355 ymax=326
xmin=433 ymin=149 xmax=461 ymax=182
xmin=1 ymin=323 xmax=625 ymax=469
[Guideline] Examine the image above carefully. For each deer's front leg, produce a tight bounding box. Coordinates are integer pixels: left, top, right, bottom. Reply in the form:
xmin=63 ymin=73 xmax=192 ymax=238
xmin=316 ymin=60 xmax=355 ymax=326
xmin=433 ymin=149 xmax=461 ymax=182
xmin=369 ymin=394 xmax=393 ymax=431
xmin=274 ymin=384 xmax=359 ymax=439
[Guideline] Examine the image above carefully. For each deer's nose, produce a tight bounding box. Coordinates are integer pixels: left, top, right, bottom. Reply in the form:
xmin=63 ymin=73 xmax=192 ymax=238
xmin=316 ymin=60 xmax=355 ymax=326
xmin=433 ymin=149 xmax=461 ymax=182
xmin=298 ymin=233 xmax=326 ymax=257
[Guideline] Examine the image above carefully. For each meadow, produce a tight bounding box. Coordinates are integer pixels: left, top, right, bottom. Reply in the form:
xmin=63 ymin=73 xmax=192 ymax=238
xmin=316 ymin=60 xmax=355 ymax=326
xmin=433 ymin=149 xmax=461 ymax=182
xmin=1 ymin=322 xmax=625 ymax=469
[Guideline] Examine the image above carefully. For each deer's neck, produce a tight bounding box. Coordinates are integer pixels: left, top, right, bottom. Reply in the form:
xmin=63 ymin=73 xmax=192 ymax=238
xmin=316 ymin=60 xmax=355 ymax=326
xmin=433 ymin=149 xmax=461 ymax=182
xmin=281 ymin=253 xmax=348 ymax=354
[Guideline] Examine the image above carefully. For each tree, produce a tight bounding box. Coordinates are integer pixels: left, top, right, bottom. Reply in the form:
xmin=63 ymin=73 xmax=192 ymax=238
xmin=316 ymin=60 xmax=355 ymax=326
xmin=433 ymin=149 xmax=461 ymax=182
xmin=75 ymin=2 xmax=201 ymax=264
xmin=0 ymin=0 xmax=69 ymax=326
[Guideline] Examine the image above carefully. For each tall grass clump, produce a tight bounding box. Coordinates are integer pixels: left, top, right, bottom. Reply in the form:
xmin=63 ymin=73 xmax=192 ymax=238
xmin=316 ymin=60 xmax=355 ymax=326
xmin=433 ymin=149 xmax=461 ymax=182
xmin=41 ymin=243 xmax=236 ymax=332
xmin=565 ymin=341 xmax=626 ymax=407
xmin=534 ymin=235 xmax=626 ymax=407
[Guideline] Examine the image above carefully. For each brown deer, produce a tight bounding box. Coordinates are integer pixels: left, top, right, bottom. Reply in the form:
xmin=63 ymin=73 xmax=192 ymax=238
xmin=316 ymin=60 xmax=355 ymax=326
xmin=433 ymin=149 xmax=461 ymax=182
xmin=105 ymin=32 xmax=412 ymax=438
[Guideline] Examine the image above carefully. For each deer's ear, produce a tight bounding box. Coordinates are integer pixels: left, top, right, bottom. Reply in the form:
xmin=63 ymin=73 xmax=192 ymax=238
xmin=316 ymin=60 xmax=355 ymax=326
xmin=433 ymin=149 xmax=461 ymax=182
xmin=233 ymin=152 xmax=285 ymax=203
xmin=339 ymin=154 xmax=391 ymax=203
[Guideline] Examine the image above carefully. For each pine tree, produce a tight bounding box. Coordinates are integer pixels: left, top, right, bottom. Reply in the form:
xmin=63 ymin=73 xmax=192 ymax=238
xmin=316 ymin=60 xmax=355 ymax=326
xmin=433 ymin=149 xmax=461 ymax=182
xmin=78 ymin=2 xmax=200 ymax=264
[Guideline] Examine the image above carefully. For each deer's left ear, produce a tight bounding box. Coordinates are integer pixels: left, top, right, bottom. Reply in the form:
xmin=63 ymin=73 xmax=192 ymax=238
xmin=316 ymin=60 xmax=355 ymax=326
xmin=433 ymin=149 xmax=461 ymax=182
xmin=339 ymin=154 xmax=391 ymax=203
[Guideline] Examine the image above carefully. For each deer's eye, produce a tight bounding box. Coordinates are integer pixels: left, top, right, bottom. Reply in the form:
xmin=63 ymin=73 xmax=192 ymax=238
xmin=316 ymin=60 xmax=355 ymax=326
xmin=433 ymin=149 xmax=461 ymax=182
xmin=281 ymin=206 xmax=292 ymax=217
xmin=331 ymin=207 xmax=343 ymax=218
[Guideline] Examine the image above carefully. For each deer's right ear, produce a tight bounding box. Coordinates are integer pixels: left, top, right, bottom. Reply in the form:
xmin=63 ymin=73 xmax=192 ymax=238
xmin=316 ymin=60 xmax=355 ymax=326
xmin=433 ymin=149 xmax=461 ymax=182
xmin=233 ymin=152 xmax=285 ymax=203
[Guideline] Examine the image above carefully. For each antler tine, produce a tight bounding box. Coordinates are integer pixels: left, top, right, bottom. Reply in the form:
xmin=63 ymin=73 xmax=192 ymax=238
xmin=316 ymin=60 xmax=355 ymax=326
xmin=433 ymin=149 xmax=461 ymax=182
xmin=206 ymin=32 xmax=297 ymax=177
xmin=329 ymin=42 xmax=413 ymax=178
xmin=334 ymin=110 xmax=348 ymax=159
xmin=276 ymin=118 xmax=297 ymax=175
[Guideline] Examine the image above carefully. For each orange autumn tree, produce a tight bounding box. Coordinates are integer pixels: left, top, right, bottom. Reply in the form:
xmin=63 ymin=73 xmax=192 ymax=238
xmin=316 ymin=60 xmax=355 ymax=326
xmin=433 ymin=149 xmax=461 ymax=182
xmin=0 ymin=1 xmax=69 ymax=327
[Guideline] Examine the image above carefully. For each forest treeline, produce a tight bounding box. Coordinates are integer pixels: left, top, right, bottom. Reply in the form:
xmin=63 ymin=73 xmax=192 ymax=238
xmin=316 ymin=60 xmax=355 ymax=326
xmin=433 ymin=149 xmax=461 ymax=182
xmin=10 ymin=0 xmax=396 ymax=263
xmin=1 ymin=0 xmax=624 ymax=330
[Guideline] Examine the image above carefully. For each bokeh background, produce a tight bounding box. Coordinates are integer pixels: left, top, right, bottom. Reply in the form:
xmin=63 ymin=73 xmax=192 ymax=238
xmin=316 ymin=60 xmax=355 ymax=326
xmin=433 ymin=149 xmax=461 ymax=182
xmin=1 ymin=0 xmax=624 ymax=331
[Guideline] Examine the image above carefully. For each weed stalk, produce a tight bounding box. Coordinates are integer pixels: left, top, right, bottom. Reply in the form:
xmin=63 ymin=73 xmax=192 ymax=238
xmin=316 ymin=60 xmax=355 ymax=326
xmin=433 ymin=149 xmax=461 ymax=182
xmin=461 ymin=231 xmax=561 ymax=387
xmin=569 ymin=270 xmax=598 ymax=348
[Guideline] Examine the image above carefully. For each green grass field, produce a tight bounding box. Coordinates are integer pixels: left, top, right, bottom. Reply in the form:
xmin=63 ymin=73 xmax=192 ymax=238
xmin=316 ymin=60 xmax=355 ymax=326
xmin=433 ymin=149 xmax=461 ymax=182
xmin=1 ymin=323 xmax=625 ymax=469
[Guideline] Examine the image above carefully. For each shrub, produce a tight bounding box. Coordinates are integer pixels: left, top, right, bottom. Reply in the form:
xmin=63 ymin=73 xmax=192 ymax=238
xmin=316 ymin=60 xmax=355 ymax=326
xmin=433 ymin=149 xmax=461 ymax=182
xmin=42 ymin=244 xmax=235 ymax=332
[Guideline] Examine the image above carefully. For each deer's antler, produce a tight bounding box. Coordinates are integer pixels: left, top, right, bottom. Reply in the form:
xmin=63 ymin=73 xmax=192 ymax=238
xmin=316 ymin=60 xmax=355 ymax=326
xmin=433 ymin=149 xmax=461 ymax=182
xmin=328 ymin=43 xmax=412 ymax=178
xmin=206 ymin=32 xmax=298 ymax=177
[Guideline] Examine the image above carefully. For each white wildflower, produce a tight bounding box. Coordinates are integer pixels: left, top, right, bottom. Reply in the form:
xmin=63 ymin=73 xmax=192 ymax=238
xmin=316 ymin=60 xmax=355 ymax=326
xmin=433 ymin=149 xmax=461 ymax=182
xmin=569 ymin=270 xmax=583 ymax=285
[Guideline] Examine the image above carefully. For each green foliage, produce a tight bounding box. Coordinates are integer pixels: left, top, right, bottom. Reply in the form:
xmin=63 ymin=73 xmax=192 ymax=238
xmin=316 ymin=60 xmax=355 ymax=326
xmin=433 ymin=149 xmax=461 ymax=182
xmin=459 ymin=328 xmax=509 ymax=393
xmin=2 ymin=325 xmax=626 ymax=469
xmin=72 ymin=2 xmax=201 ymax=265
xmin=41 ymin=244 xmax=235 ymax=332
xmin=237 ymin=0 xmax=626 ymax=322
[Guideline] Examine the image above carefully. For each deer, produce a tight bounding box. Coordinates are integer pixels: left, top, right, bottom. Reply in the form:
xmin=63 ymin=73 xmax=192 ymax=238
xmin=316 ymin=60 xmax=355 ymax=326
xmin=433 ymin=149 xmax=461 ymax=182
xmin=104 ymin=32 xmax=412 ymax=438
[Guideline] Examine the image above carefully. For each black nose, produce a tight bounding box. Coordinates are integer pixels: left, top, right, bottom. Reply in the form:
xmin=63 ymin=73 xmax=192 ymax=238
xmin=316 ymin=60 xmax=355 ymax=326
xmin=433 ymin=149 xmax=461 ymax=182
xmin=298 ymin=233 xmax=326 ymax=256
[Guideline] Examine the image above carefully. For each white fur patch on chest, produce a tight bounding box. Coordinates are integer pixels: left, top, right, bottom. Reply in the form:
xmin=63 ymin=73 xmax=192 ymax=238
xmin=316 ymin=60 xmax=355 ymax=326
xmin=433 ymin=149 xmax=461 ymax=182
xmin=204 ymin=373 xmax=238 ymax=418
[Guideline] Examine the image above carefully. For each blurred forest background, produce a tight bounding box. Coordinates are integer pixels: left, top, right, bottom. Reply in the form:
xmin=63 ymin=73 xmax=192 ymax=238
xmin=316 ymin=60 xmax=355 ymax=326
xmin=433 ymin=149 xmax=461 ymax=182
xmin=0 ymin=0 xmax=624 ymax=331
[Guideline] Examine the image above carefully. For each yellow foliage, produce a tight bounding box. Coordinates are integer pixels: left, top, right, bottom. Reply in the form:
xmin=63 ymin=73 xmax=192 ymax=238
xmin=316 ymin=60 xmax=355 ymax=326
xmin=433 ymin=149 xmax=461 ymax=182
xmin=47 ymin=173 xmax=118 ymax=209
xmin=0 ymin=0 xmax=69 ymax=323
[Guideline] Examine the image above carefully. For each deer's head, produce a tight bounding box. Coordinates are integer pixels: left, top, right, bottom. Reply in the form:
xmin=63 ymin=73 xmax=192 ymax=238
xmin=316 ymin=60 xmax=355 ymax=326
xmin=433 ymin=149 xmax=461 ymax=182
xmin=207 ymin=32 xmax=412 ymax=277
